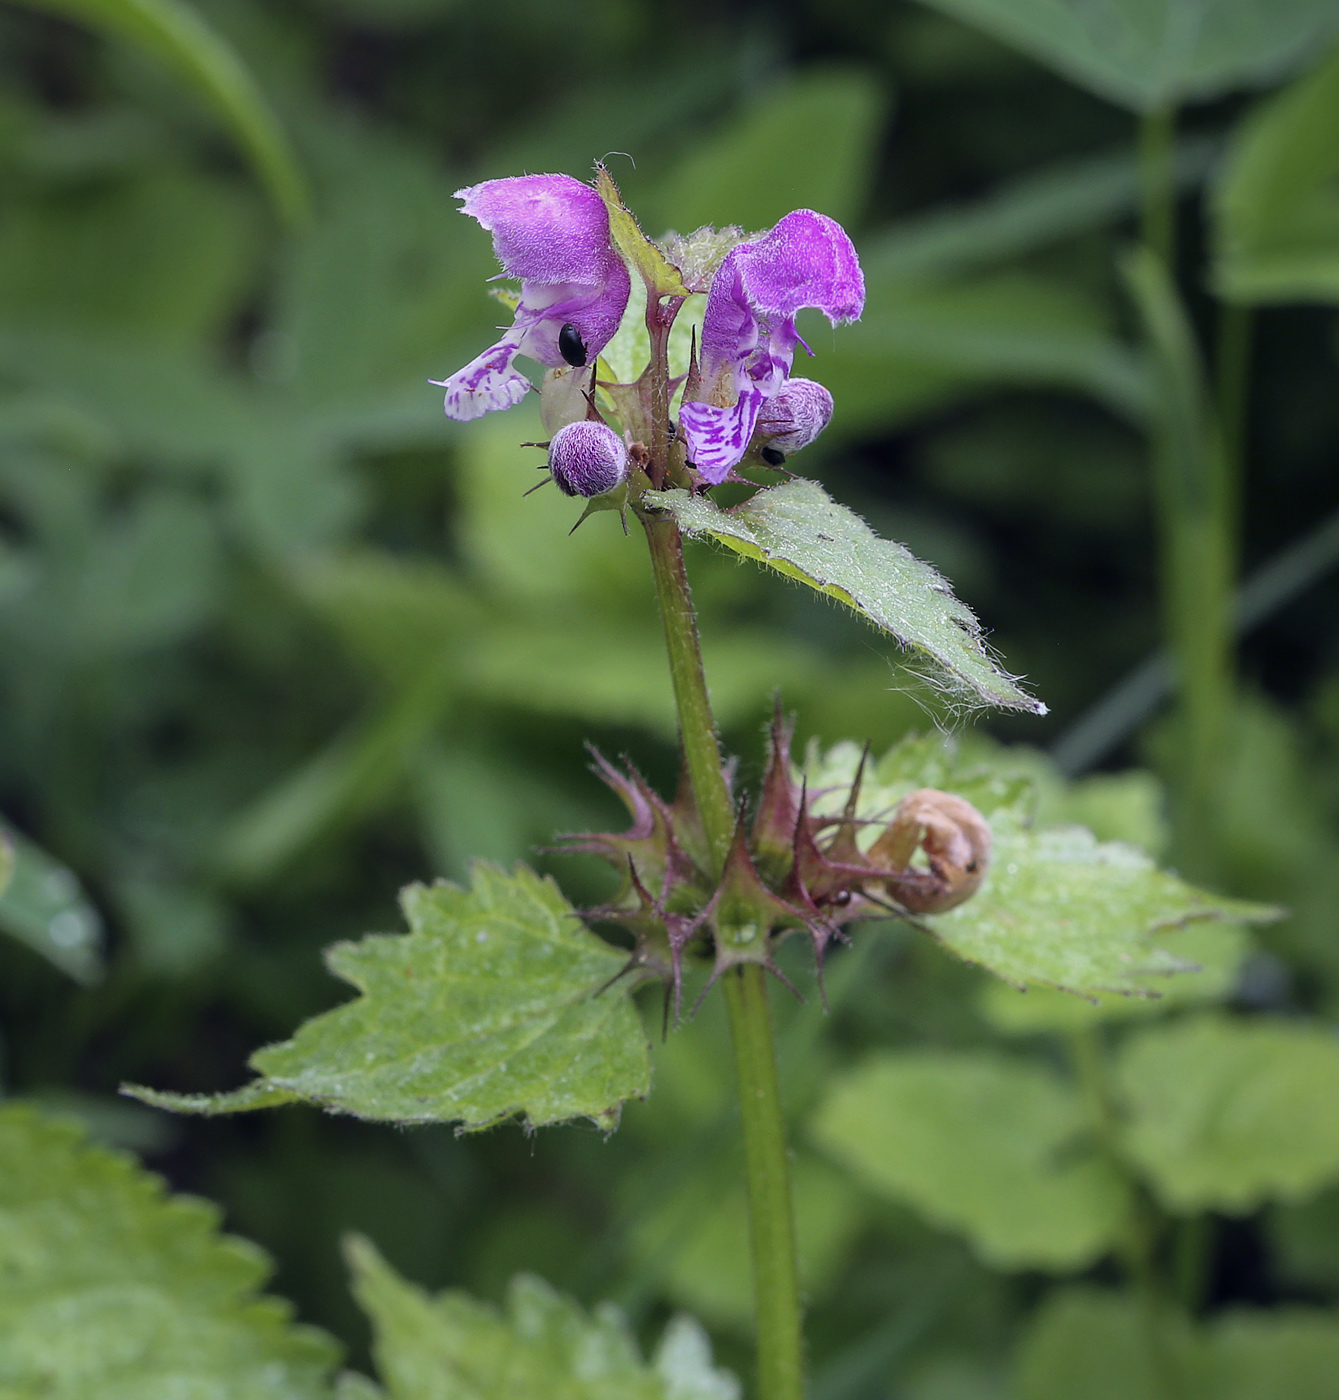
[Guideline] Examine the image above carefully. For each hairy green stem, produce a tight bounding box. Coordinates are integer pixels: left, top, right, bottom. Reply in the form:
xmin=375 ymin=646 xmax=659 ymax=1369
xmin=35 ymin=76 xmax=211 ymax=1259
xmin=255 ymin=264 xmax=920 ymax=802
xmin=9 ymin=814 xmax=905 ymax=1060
xmin=639 ymin=284 xmax=804 ymax=1400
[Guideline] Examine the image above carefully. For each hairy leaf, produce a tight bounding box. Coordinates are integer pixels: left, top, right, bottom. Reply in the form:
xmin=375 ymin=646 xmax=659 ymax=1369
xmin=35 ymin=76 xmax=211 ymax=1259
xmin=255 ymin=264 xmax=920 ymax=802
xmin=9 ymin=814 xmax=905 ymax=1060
xmin=1116 ymin=1013 xmax=1339 ymax=1212
xmin=811 ymin=1050 xmax=1128 ymax=1270
xmin=652 ymin=479 xmax=1044 ymax=714
xmin=804 ymin=734 xmax=1271 ymax=999
xmin=127 ymin=864 xmax=651 ymax=1130
xmin=596 ymin=164 xmax=689 ymax=299
xmin=1213 ymin=46 xmax=1339 ymax=303
xmin=928 ymin=819 xmax=1271 ymax=998
xmin=913 ymin=0 xmax=1339 ymax=112
xmin=0 ymin=1103 xmax=338 ymax=1397
xmin=346 ymin=1234 xmax=739 ymax=1400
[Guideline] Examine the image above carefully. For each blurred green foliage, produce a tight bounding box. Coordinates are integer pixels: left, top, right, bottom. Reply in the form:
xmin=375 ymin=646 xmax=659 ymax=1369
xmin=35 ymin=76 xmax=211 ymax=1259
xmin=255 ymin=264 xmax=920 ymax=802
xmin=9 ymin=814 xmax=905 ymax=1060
xmin=2 ymin=0 xmax=1339 ymax=1396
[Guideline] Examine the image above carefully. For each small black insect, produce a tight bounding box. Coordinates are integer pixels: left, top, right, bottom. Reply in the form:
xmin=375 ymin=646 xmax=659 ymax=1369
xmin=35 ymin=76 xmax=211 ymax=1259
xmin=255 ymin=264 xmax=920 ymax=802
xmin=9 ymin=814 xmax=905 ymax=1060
xmin=761 ymin=446 xmax=787 ymax=468
xmin=558 ymin=323 xmax=589 ymax=367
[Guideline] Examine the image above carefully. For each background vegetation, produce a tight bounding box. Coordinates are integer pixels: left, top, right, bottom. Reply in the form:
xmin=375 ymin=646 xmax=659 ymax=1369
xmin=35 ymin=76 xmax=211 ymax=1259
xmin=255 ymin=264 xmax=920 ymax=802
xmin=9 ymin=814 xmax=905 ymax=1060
xmin=3 ymin=1 xmax=1339 ymax=1396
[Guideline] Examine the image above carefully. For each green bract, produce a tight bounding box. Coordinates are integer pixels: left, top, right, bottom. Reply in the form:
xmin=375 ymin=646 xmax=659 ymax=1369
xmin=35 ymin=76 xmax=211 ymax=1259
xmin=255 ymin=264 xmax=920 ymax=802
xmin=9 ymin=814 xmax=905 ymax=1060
xmin=127 ymin=864 xmax=652 ymax=1130
xmin=652 ymin=480 xmax=1045 ymax=715
xmin=0 ymin=1103 xmax=339 ymax=1399
xmin=347 ymin=1234 xmax=739 ymax=1400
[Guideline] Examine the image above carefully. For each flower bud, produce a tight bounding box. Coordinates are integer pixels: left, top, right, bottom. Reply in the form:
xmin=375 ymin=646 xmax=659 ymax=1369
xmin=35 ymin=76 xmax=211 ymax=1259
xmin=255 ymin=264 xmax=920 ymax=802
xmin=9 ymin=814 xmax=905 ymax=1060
xmin=867 ymin=788 xmax=992 ymax=914
xmin=548 ymin=421 xmax=628 ymax=497
xmin=756 ymin=378 xmax=833 ymax=458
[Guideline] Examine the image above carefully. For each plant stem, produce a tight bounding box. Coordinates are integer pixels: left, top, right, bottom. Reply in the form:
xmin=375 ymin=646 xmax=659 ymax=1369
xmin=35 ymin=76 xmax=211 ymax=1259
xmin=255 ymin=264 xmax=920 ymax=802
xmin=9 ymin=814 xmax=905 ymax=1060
xmin=1215 ymin=299 xmax=1252 ymax=556
xmin=642 ymin=514 xmax=735 ymax=866
xmin=724 ymin=964 xmax=806 ymax=1400
xmin=638 ymin=283 xmax=804 ymax=1400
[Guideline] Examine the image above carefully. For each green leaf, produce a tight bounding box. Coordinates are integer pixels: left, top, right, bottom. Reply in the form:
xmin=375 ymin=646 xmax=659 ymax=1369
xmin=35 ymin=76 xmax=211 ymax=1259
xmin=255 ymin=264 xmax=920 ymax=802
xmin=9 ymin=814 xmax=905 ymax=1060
xmin=126 ymin=864 xmax=651 ymax=1131
xmin=651 ymin=479 xmax=1045 ymax=715
xmin=1212 ymin=46 xmax=1339 ymax=303
xmin=629 ymin=1153 xmax=866 ymax=1330
xmin=913 ymin=0 xmax=1339 ymax=112
xmin=346 ymin=1233 xmax=739 ymax=1400
xmin=928 ymin=820 xmax=1271 ymax=998
xmin=1014 ymin=1288 xmax=1191 ymax=1400
xmin=811 ymin=1050 xmax=1128 ymax=1270
xmin=596 ymin=164 xmax=690 ymax=299
xmin=0 ymin=825 xmax=103 ymax=983
xmin=822 ymin=273 xmax=1151 ymax=433
xmin=803 ymin=733 xmax=1273 ymax=999
xmin=18 ymin=0 xmax=310 ymax=223
xmin=979 ymin=919 xmax=1251 ymax=1032
xmin=0 ymin=1102 xmax=338 ymax=1397
xmin=642 ymin=67 xmax=888 ymax=233
xmin=1016 ymin=1288 xmax=1339 ymax=1400
xmin=1116 ymin=1012 xmax=1339 ymax=1212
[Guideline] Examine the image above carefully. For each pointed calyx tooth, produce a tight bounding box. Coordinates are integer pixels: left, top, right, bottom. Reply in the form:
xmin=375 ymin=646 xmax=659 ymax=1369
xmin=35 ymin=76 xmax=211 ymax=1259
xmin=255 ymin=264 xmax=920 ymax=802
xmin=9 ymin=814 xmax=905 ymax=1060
xmin=867 ymin=789 xmax=992 ymax=914
xmin=751 ymin=703 xmax=801 ymax=870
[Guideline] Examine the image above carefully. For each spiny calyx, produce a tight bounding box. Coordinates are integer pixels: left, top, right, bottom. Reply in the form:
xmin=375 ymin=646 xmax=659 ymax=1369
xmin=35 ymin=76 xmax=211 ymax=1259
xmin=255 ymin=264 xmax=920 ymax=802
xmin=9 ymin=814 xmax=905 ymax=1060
xmin=555 ymin=708 xmax=992 ymax=1016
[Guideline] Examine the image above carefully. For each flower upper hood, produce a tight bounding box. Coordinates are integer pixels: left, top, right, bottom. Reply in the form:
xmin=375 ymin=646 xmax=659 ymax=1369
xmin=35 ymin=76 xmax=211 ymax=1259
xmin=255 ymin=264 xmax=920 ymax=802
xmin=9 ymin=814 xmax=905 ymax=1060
xmin=435 ymin=173 xmax=631 ymax=422
xmin=680 ymin=209 xmax=864 ymax=482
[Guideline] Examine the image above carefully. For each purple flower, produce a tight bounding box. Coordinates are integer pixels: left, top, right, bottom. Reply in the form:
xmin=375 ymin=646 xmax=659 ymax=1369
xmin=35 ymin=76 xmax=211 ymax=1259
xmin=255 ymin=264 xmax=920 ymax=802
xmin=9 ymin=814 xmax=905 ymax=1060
xmin=548 ymin=421 xmax=629 ymax=497
xmin=680 ymin=210 xmax=863 ymax=483
xmin=434 ymin=174 xmax=631 ymax=422
xmin=756 ymin=378 xmax=834 ymax=457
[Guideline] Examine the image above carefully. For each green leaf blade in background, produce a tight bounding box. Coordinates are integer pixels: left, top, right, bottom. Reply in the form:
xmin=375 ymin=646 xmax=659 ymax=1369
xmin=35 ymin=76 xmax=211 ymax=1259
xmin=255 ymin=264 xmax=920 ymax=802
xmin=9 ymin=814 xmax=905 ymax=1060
xmin=127 ymin=864 xmax=652 ymax=1131
xmin=912 ymin=0 xmax=1339 ymax=112
xmin=1116 ymin=1012 xmax=1339 ymax=1212
xmin=0 ymin=825 xmax=103 ymax=982
xmin=811 ymin=1050 xmax=1128 ymax=1270
xmin=1016 ymin=1288 xmax=1339 ymax=1400
xmin=652 ymin=479 xmax=1045 ymax=715
xmin=0 ymin=1103 xmax=339 ymax=1398
xmin=1213 ymin=45 xmax=1339 ymax=303
xmin=346 ymin=1233 xmax=739 ymax=1400
xmin=17 ymin=0 xmax=310 ymax=223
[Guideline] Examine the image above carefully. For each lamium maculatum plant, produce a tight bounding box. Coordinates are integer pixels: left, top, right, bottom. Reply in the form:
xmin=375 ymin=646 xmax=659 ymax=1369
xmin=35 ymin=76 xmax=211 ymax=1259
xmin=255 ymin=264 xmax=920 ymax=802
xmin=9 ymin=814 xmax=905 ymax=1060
xmin=128 ymin=162 xmax=1275 ymax=1400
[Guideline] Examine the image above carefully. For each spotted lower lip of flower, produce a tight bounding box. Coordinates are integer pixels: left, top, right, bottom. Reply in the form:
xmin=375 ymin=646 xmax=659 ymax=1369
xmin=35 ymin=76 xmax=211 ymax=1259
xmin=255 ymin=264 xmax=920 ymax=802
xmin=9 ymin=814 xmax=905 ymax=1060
xmin=433 ymin=174 xmax=631 ymax=423
xmin=679 ymin=209 xmax=863 ymax=483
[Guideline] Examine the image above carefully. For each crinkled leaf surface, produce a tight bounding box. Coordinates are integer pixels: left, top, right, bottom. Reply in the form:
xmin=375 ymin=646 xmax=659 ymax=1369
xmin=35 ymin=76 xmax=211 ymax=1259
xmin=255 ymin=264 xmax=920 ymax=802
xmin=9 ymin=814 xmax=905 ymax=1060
xmin=804 ymin=734 xmax=1273 ymax=998
xmin=811 ymin=1050 xmax=1128 ymax=1270
xmin=1116 ymin=1012 xmax=1339 ymax=1212
xmin=127 ymin=864 xmax=651 ymax=1130
xmin=980 ymin=920 xmax=1251 ymax=1032
xmin=915 ymin=0 xmax=1339 ymax=112
xmin=1017 ymin=1287 xmax=1339 ymax=1400
xmin=346 ymin=1234 xmax=739 ymax=1400
xmin=654 ymin=480 xmax=1044 ymax=714
xmin=1213 ymin=46 xmax=1339 ymax=303
xmin=0 ymin=1103 xmax=338 ymax=1399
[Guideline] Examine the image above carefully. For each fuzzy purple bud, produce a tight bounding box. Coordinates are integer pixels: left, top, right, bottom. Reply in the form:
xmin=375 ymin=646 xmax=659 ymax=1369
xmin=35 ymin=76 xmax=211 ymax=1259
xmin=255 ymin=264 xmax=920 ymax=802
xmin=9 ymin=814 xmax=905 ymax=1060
xmin=681 ymin=209 xmax=863 ymax=483
xmin=755 ymin=378 xmax=833 ymax=455
xmin=548 ymin=421 xmax=629 ymax=498
xmin=434 ymin=174 xmax=631 ymax=422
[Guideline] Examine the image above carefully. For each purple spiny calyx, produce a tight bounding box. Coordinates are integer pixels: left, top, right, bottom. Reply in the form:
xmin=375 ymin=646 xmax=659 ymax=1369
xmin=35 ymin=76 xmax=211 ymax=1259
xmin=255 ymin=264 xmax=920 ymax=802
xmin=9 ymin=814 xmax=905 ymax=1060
xmin=555 ymin=708 xmax=992 ymax=1015
xmin=548 ymin=421 xmax=629 ymax=497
